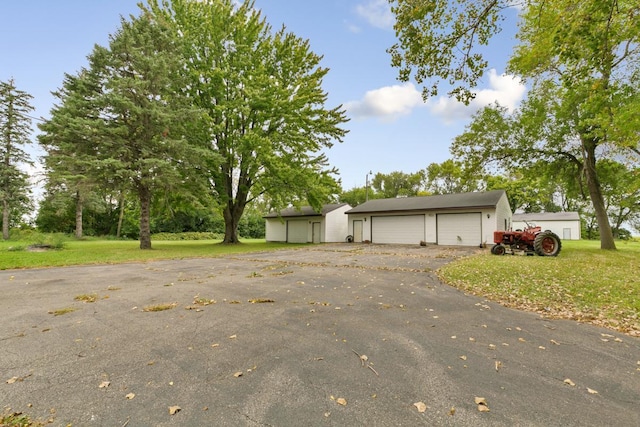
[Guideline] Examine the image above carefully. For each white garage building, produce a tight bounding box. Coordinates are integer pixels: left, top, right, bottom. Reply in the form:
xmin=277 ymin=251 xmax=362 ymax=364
xmin=264 ymin=203 xmax=352 ymax=243
xmin=512 ymin=212 xmax=581 ymax=240
xmin=345 ymin=190 xmax=512 ymax=246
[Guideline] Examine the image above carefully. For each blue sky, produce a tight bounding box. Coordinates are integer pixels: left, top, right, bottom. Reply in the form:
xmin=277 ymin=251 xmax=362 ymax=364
xmin=1 ymin=0 xmax=524 ymax=194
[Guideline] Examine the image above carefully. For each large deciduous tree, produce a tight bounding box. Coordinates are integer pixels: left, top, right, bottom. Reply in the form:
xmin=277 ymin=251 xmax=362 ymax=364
xmin=390 ymin=0 xmax=640 ymax=249
xmin=0 ymin=79 xmax=34 ymax=240
xmin=148 ymin=0 xmax=348 ymax=243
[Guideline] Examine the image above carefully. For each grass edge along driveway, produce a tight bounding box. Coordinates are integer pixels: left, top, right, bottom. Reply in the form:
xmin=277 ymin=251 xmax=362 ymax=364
xmin=438 ymin=240 xmax=640 ymax=337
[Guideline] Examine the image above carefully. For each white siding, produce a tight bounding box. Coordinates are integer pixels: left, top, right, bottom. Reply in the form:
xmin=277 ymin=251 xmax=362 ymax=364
xmin=372 ymin=215 xmax=425 ymax=244
xmin=437 ymin=213 xmax=482 ymax=246
xmin=265 ymin=219 xmax=286 ymax=242
xmin=325 ymin=205 xmax=351 ymax=242
xmin=512 ymin=220 xmax=580 ymax=240
xmin=494 ymin=193 xmax=512 ymax=233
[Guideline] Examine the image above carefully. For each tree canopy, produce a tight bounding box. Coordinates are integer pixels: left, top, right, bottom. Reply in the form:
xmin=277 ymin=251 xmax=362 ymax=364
xmin=390 ymin=0 xmax=640 ymax=249
xmin=147 ymin=0 xmax=348 ymax=243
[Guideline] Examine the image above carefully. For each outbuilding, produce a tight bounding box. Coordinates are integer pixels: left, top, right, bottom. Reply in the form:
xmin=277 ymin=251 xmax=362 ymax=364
xmin=264 ymin=203 xmax=352 ymax=243
xmin=512 ymin=212 xmax=581 ymax=240
xmin=345 ymin=190 xmax=512 ymax=246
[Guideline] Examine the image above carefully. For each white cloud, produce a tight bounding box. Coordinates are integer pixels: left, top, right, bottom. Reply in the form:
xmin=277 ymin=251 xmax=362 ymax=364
xmin=345 ymin=83 xmax=424 ymax=121
xmin=428 ymin=69 xmax=526 ymax=124
xmin=345 ymin=21 xmax=362 ymax=34
xmin=355 ymin=0 xmax=394 ymax=29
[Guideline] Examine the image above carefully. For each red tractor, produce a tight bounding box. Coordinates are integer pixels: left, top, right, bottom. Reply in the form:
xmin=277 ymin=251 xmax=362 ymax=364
xmin=491 ymin=223 xmax=561 ymax=256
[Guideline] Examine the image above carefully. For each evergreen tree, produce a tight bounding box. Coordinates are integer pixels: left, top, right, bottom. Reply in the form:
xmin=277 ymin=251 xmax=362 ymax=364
xmin=0 ymin=78 xmax=34 ymax=239
xmin=39 ymin=11 xmax=208 ymax=249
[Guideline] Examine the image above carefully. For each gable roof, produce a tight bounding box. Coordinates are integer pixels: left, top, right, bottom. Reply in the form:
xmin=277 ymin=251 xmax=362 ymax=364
xmin=264 ymin=203 xmax=350 ymax=218
xmin=345 ymin=190 xmax=507 ymax=214
xmin=513 ymin=212 xmax=580 ymax=221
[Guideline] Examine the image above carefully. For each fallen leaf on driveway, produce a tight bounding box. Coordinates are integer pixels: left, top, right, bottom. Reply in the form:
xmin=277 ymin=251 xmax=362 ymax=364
xmin=564 ymin=379 xmax=576 ymax=387
xmin=475 ymin=397 xmax=490 ymax=412
xmin=126 ymin=393 xmax=136 ymax=400
xmin=336 ymin=398 xmax=347 ymax=406
xmin=99 ymin=381 xmax=110 ymax=388
xmin=233 ymin=372 xmax=243 ymax=378
xmin=413 ymin=402 xmax=427 ymax=413
xmin=587 ymin=388 xmax=598 ymax=394
xmin=169 ymin=406 xmax=181 ymax=415
xmin=248 ymin=298 xmax=275 ymax=303
xmin=6 ymin=374 xmax=31 ymax=384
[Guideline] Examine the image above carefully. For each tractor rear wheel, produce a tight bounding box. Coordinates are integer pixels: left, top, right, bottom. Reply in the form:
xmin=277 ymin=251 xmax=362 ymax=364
xmin=491 ymin=244 xmax=506 ymax=255
xmin=534 ymin=232 xmax=561 ymax=256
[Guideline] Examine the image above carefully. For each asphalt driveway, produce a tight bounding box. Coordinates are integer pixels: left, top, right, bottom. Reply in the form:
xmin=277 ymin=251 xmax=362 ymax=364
xmin=1 ymin=244 xmax=639 ymax=426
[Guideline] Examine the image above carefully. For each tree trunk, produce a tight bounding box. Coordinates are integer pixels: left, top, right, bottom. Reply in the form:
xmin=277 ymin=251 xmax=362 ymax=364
xmin=581 ymin=136 xmax=616 ymax=250
xmin=139 ymin=185 xmax=152 ymax=249
xmin=2 ymin=199 xmax=9 ymax=240
xmin=222 ymin=204 xmax=242 ymax=244
xmin=117 ymin=193 xmax=125 ymax=239
xmin=74 ymin=191 xmax=83 ymax=239
xmin=220 ymin=162 xmax=250 ymax=244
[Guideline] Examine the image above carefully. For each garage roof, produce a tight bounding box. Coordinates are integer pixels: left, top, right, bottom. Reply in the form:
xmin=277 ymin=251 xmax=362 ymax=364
xmin=513 ymin=212 xmax=580 ymax=221
xmin=345 ymin=190 xmax=506 ymax=214
xmin=264 ymin=203 xmax=349 ymax=218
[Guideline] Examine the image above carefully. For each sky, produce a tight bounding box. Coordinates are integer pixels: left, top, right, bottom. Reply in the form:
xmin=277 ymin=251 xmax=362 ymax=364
xmin=0 ymin=0 xmax=525 ymax=196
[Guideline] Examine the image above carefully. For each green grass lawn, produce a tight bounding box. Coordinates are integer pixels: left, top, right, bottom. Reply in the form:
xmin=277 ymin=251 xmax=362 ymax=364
xmin=0 ymin=238 xmax=300 ymax=270
xmin=438 ymin=240 xmax=640 ymax=336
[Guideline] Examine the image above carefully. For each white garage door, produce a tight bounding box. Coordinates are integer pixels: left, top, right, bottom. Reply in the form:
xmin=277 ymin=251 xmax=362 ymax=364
xmin=372 ymin=215 xmax=425 ymax=244
xmin=437 ymin=213 xmax=481 ymax=246
xmin=287 ymin=220 xmax=307 ymax=243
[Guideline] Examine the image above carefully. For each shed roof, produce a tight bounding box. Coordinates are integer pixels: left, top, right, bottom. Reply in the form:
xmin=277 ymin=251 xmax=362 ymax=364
xmin=513 ymin=212 xmax=580 ymax=221
xmin=263 ymin=203 xmax=349 ymax=218
xmin=345 ymin=190 xmax=507 ymax=214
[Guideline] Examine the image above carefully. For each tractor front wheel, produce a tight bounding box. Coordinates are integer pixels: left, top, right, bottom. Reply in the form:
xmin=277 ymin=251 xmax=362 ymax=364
xmin=533 ymin=232 xmax=561 ymax=256
xmin=491 ymin=244 xmax=506 ymax=255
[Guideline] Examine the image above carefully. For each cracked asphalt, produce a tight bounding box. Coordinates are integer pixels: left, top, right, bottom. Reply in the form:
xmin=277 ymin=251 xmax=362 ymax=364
xmin=1 ymin=244 xmax=639 ymax=426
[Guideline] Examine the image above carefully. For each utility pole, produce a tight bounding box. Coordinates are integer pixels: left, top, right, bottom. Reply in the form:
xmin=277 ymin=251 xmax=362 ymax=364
xmin=365 ymin=170 xmax=372 ymax=202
